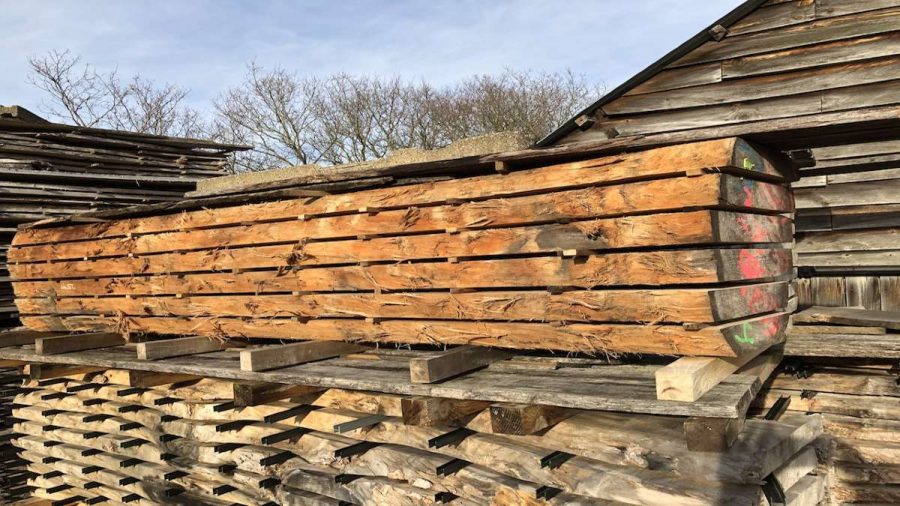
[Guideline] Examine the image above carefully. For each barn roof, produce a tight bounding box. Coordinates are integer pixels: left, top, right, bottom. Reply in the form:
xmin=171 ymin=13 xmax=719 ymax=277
xmin=536 ymin=0 xmax=768 ymax=147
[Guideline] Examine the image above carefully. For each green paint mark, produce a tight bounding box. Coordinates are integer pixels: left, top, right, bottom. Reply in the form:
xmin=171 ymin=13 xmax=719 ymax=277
xmin=742 ymin=157 xmax=756 ymax=171
xmin=734 ymin=322 xmax=756 ymax=345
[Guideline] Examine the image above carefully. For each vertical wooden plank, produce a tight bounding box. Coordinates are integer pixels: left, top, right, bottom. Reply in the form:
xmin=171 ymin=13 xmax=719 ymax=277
xmin=846 ymin=276 xmax=881 ymax=310
xmin=796 ymin=277 xmax=847 ymax=307
xmin=881 ymin=277 xmax=900 ymax=311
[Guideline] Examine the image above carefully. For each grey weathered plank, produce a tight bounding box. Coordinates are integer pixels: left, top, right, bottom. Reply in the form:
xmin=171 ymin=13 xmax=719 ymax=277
xmin=793 ymin=306 xmax=900 ymax=330
xmin=816 ymin=0 xmax=900 ymax=18
xmin=0 ymin=329 xmax=63 ymax=348
xmin=728 ymin=0 xmax=816 ymax=37
xmin=796 ymin=249 xmax=900 ymax=268
xmin=606 ymin=57 xmax=900 ymax=115
xmin=0 ymin=345 xmax=756 ymax=417
xmin=784 ymin=332 xmax=900 ymax=358
xmin=409 ymin=346 xmax=510 ymax=383
xmin=35 ymin=332 xmax=124 ymax=355
xmin=723 ymin=33 xmax=900 ymax=79
xmin=136 ymin=336 xmax=239 ymax=360
xmin=240 ymin=341 xmax=365 ymax=372
xmin=672 ymin=7 xmax=900 ymax=67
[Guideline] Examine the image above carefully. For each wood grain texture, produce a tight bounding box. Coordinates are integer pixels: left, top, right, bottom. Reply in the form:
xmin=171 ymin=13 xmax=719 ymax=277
xmin=240 ymin=341 xmax=364 ymax=372
xmin=15 ymin=282 xmax=790 ymax=325
xmin=12 ymin=248 xmax=793 ymax=298
xmin=409 ymin=346 xmax=510 ymax=383
xmin=34 ymin=332 xmax=124 ymax=355
xmin=11 ymin=138 xmax=789 ymax=248
xmin=8 ymin=174 xmax=792 ymax=264
xmin=19 ymin=311 xmax=789 ymax=357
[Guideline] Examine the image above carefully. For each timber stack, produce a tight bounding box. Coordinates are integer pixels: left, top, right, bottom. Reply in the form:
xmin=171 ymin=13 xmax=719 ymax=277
xmin=0 ymin=105 xmax=246 ymax=329
xmin=758 ymin=306 xmax=900 ymax=505
xmin=10 ymin=137 xmax=794 ymax=379
xmin=0 ymin=136 xmax=819 ymax=504
xmin=11 ymin=361 xmax=824 ymax=505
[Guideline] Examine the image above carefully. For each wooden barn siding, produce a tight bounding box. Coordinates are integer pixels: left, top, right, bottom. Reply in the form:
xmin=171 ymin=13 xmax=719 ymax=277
xmin=552 ymin=0 xmax=900 ymax=310
xmin=794 ymin=139 xmax=900 ymax=310
xmin=559 ymin=0 xmax=900 ymax=145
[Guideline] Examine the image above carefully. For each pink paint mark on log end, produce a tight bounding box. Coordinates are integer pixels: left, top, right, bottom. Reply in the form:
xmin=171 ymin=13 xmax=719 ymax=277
xmin=738 ymin=249 xmax=768 ymax=279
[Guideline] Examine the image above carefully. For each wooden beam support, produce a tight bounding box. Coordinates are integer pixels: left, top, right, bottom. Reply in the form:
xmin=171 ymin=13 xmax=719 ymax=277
xmin=683 ymin=415 xmax=747 ymax=453
xmin=136 ymin=336 xmax=239 ymax=360
xmin=0 ymin=359 xmax=25 ymax=368
xmin=233 ymin=381 xmax=323 ymax=406
xmin=679 ymin=350 xmax=784 ymax=451
xmin=0 ymin=330 xmax=63 ymax=348
xmin=126 ymin=371 xmax=198 ymax=388
xmin=655 ymin=341 xmax=776 ymax=402
xmin=26 ymin=363 xmax=105 ymax=380
xmin=400 ymin=396 xmax=489 ymax=426
xmin=409 ymin=346 xmax=510 ymax=383
xmin=239 ymin=341 xmax=365 ymax=372
xmin=488 ymin=403 xmax=574 ymax=435
xmin=35 ymin=333 xmax=125 ymax=355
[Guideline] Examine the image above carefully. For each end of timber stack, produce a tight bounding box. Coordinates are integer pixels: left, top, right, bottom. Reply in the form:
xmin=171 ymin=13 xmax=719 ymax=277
xmin=0 ymin=137 xmax=824 ymax=505
xmin=0 ymin=105 xmax=246 ymax=329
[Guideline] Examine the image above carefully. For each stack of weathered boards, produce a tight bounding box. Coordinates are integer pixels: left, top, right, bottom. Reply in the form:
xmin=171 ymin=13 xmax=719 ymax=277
xmin=12 ymin=367 xmax=824 ymax=505
xmin=3 ymin=137 xmax=815 ymax=504
xmin=794 ymin=139 xmax=900 ymax=310
xmin=758 ymin=306 xmax=900 ymax=505
xmin=0 ymin=105 xmax=244 ymax=329
xmin=1 ymin=365 xmax=31 ymax=503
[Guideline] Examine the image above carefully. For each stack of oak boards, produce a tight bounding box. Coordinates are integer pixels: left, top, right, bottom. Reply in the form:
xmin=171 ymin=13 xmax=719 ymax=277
xmin=12 ymin=369 xmax=825 ymax=505
xmin=9 ymin=137 xmax=794 ymax=365
xmin=758 ymin=306 xmax=900 ymax=505
xmin=794 ymin=139 xmax=900 ymax=311
xmin=0 ymin=105 xmax=245 ymax=329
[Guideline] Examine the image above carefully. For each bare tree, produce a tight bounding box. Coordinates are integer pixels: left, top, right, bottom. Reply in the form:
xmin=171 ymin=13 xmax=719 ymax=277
xmin=27 ymin=50 xmax=117 ymax=128
xmin=433 ymin=69 xmax=601 ymax=143
xmin=30 ymin=52 xmax=602 ymax=172
xmin=211 ymin=64 xmax=324 ymax=172
xmin=215 ymin=67 xmax=601 ymax=172
xmin=28 ymin=50 xmax=204 ymax=137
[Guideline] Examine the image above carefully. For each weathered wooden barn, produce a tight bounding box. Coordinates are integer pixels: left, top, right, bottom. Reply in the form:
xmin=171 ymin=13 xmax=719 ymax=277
xmin=538 ymin=0 xmax=900 ymax=311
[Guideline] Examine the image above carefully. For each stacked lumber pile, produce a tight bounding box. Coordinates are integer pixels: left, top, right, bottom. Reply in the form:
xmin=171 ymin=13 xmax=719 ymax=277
xmin=0 ymin=106 xmax=244 ymax=330
xmin=794 ymin=140 xmax=900 ymax=310
xmin=9 ymin=137 xmax=795 ymax=402
xmin=757 ymin=306 xmax=900 ymax=504
xmin=12 ymin=368 xmax=825 ymax=505
xmin=1 ymin=365 xmax=32 ymax=503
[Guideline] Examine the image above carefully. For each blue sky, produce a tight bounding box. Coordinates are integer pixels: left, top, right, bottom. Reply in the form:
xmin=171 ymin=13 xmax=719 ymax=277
xmin=1 ymin=0 xmax=745 ymax=117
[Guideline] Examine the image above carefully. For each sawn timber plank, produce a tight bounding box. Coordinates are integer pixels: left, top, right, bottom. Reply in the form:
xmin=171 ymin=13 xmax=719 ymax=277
xmin=19 ymin=311 xmax=789 ymax=357
xmin=14 ymin=282 xmax=791 ymax=325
